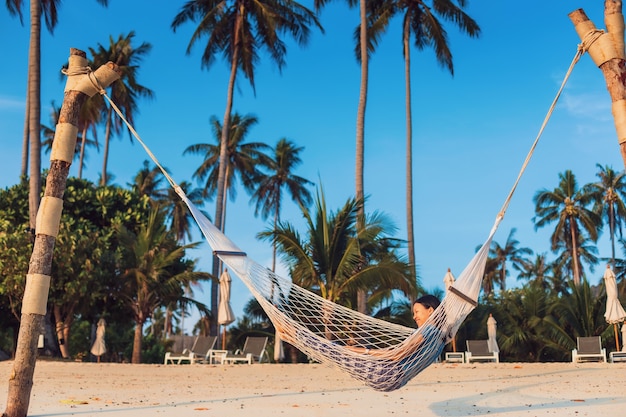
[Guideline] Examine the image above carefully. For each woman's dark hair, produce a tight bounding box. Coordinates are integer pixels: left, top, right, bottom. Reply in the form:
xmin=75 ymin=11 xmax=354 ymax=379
xmin=414 ymin=294 xmax=440 ymax=310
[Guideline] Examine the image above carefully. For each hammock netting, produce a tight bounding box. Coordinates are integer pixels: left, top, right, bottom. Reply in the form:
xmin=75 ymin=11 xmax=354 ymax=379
xmin=179 ymin=190 xmax=500 ymax=391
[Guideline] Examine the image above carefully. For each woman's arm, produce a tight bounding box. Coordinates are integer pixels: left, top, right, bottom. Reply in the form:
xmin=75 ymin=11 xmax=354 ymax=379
xmin=346 ymin=332 xmax=425 ymax=361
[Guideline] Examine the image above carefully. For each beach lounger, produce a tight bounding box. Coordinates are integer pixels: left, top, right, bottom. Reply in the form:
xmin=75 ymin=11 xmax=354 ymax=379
xmin=164 ymin=335 xmax=217 ymax=364
xmin=192 ymin=335 xmax=218 ymax=364
xmin=164 ymin=335 xmax=197 ymax=364
xmin=221 ymin=336 xmax=268 ymax=364
xmin=572 ymin=336 xmax=606 ymax=363
xmin=465 ymin=340 xmax=499 ymax=363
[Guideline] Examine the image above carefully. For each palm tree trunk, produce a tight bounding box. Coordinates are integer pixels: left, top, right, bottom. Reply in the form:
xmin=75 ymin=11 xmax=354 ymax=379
xmin=211 ymin=12 xmax=242 ymax=336
xmin=101 ymin=107 xmax=113 ymax=185
xmin=53 ymin=305 xmax=71 ymax=359
xmin=570 ymin=220 xmax=581 ymax=286
xmin=131 ymin=319 xmax=144 ymax=364
xmin=355 ymin=0 xmax=369 ymax=315
xmin=78 ymin=127 xmax=88 ymax=179
xmin=403 ymin=18 xmax=416 ymax=280
xmin=610 ymin=203 xmax=616 ymax=265
xmin=3 ymin=49 xmax=120 ymax=417
xmin=21 ymin=90 xmax=29 ymax=179
xmin=272 ymin=204 xmax=279 ymax=272
xmin=27 ymin=0 xmax=42 ymax=232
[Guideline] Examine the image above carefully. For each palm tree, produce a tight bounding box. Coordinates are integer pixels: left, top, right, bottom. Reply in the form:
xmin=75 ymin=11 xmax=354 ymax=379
xmin=89 ymin=31 xmax=154 ymax=186
xmin=548 ymin=280 xmax=608 ymax=350
xmin=75 ymin=94 xmax=104 ymax=178
xmin=533 ymin=170 xmax=601 ymax=286
xmin=6 ymin=0 xmax=109 ymax=232
xmin=589 ymin=164 xmax=626 ymax=266
xmin=115 ymin=207 xmax=208 ymax=363
xmin=517 ymin=253 xmax=562 ymax=294
xmin=481 ymin=255 xmax=499 ymax=297
xmin=163 ymin=181 xmax=206 ymax=243
xmin=552 ymin=232 xmax=599 ymax=283
xmin=185 ymin=113 xmax=272 ymax=226
xmin=128 ymin=160 xmax=167 ymax=203
xmin=172 ymin=0 xmax=322 ymax=334
xmin=251 ymin=138 xmax=313 ymax=271
xmin=184 ymin=113 xmax=272 ymax=333
xmin=495 ymin=286 xmax=559 ymax=362
xmin=489 ymin=228 xmax=532 ymax=292
xmin=399 ymin=0 xmax=478 ymax=279
xmin=259 ymin=187 xmax=416 ymax=307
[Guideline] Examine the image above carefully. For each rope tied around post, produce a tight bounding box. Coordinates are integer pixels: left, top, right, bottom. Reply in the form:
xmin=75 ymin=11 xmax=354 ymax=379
xmin=61 ymin=65 xmax=107 ymax=95
xmin=578 ymin=28 xmax=605 ymax=54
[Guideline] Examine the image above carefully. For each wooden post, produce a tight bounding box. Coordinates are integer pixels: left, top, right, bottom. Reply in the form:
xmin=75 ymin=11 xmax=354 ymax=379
xmin=569 ymin=1 xmax=626 ymax=169
xmin=2 ymin=48 xmax=120 ymax=417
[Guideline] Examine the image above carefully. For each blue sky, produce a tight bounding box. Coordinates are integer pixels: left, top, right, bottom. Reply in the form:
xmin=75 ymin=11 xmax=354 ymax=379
xmin=0 ymin=1 xmax=623 ymax=329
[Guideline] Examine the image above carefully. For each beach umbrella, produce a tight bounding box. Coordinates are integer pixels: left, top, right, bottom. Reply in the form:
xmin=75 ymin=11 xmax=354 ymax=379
xmin=90 ymin=318 xmax=107 ymax=362
xmin=443 ymin=268 xmax=455 ymax=290
xmin=218 ymin=269 xmax=236 ymax=350
xmin=604 ymin=265 xmax=626 ymax=350
xmin=487 ymin=314 xmax=499 ymax=353
xmin=443 ymin=268 xmax=457 ymax=351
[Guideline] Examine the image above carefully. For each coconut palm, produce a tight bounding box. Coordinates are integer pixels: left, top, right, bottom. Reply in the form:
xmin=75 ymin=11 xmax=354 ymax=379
xmin=315 ymin=0 xmax=369 ymax=226
xmin=172 ymin=1 xmax=322 ymax=334
xmin=89 ymin=31 xmax=154 ymax=186
xmin=163 ymin=181 xmax=206 ymax=243
xmin=400 ymin=0 xmax=478 ymax=279
xmin=183 ymin=113 xmax=271 ymax=205
xmin=547 ymin=279 xmax=608 ymax=351
xmin=533 ymin=170 xmax=601 ymax=286
xmin=494 ymin=286 xmax=559 ymax=362
xmin=551 ymin=232 xmax=599 ymax=283
xmin=517 ymin=253 xmax=563 ymax=294
xmin=184 ymin=113 xmax=272 ymax=227
xmin=184 ymin=113 xmax=271 ymax=332
xmin=367 ymin=0 xmax=480 ymax=281
xmin=489 ymin=228 xmax=532 ymax=292
xmin=6 ymin=0 xmax=109 ymax=232
xmin=588 ymin=164 xmax=626 ymax=266
xmin=481 ymin=255 xmax=498 ymax=296
xmin=251 ymin=138 xmax=313 ymax=271
xmin=115 ymin=207 xmax=208 ymax=364
xmin=259 ymin=187 xmax=416 ymax=306
xmin=128 ymin=160 xmax=167 ymax=203
xmin=75 ymin=94 xmax=104 ymax=178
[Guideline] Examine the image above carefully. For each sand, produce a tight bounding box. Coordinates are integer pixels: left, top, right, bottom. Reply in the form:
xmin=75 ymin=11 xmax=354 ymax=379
xmin=0 ymin=360 xmax=625 ymax=416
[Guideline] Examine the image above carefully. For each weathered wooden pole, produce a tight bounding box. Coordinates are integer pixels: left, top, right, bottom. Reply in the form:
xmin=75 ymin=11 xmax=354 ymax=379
xmin=2 ymin=48 xmax=120 ymax=417
xmin=569 ymin=1 xmax=626 ymax=169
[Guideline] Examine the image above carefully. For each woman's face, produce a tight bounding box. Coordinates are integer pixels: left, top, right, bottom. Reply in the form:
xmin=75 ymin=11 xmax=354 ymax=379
xmin=412 ymin=302 xmax=434 ymax=327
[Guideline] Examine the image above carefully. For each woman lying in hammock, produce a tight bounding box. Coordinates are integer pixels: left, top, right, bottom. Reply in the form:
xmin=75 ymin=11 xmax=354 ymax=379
xmin=275 ymin=294 xmax=447 ymax=391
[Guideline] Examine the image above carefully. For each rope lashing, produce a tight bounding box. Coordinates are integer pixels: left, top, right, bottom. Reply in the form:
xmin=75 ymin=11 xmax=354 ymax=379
xmin=61 ymin=65 xmax=106 ymax=95
xmin=579 ymin=29 xmax=605 ymax=54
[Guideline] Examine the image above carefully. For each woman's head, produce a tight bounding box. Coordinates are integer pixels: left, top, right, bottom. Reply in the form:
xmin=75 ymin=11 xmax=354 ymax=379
xmin=412 ymin=294 xmax=440 ymax=327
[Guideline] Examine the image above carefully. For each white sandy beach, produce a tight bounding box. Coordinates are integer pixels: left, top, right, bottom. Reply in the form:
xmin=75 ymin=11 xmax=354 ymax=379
xmin=0 ymin=360 xmax=625 ymax=416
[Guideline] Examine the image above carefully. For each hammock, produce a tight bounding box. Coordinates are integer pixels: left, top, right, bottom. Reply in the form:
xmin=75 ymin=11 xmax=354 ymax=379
xmin=179 ymin=191 xmax=498 ymax=391
xmin=94 ymin=35 xmax=589 ymax=390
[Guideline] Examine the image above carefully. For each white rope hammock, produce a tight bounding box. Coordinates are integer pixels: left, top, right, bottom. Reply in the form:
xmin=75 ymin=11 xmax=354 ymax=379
xmin=89 ymin=36 xmax=592 ymax=390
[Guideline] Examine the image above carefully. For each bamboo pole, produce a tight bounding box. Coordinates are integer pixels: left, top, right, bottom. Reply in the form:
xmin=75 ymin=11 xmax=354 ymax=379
xmin=3 ymin=48 xmax=120 ymax=417
xmin=569 ymin=1 xmax=626 ymax=169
